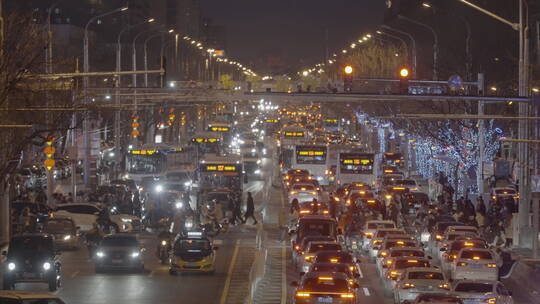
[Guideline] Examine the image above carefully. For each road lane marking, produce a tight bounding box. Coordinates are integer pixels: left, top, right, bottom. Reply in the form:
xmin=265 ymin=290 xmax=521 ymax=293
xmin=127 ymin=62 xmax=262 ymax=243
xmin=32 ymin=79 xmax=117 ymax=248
xmin=363 ymin=287 xmax=371 ymax=296
xmin=220 ymin=239 xmax=240 ymax=304
xmin=70 ymin=271 xmax=79 ymax=278
xmin=281 ymin=246 xmax=287 ymax=304
xmin=357 ymin=264 xmax=363 ymax=278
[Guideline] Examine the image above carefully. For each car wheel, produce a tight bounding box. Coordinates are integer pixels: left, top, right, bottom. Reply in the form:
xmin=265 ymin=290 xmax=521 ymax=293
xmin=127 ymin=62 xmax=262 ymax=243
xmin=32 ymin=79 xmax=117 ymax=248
xmin=48 ymin=277 xmax=58 ymax=292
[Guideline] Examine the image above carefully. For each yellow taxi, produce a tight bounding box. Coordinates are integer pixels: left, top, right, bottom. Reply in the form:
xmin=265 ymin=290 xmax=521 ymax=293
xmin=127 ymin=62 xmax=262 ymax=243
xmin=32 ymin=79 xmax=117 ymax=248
xmin=168 ymin=231 xmax=217 ymax=274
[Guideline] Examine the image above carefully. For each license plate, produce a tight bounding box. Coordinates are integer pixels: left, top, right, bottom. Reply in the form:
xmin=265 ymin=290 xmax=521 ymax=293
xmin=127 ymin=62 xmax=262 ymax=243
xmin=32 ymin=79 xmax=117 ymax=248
xmin=318 ymin=297 xmax=333 ymax=303
xmin=112 ymin=259 xmax=123 ymax=264
xmin=470 ymin=264 xmax=483 ymax=269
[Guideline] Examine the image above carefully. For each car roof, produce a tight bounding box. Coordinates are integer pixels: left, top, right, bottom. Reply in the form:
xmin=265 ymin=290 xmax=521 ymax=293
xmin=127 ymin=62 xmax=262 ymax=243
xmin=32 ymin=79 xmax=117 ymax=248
xmin=388 ymin=247 xmax=424 ymax=252
xmin=0 ymin=290 xmax=60 ymax=300
xmin=458 ymin=247 xmax=491 ymax=253
xmin=302 ymin=271 xmax=349 ymax=280
xmin=394 ymin=256 xmax=429 ymax=261
xmin=405 ymin=267 xmax=443 ymax=273
xmin=454 ymin=279 xmax=498 ymax=285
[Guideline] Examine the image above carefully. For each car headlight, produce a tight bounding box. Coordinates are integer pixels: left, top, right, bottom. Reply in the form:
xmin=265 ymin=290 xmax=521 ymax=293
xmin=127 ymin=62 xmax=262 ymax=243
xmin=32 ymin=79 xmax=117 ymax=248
xmin=131 ymin=252 xmax=140 ymax=258
xmin=121 ymin=218 xmax=132 ymax=223
xmin=7 ymin=262 xmax=16 ymax=271
xmin=155 ymin=184 xmax=164 ymax=193
xmin=161 ymin=240 xmax=167 ymax=246
xmin=175 ymin=202 xmax=183 ymax=209
xmin=63 ymin=235 xmax=72 ymax=240
xmin=96 ymin=251 xmax=105 ymax=258
xmin=256 ymin=159 xmax=262 ymax=164
xmin=185 ymin=221 xmax=193 ymax=228
xmin=43 ymin=262 xmax=51 ymax=270
xmin=254 ymin=169 xmax=261 ymax=174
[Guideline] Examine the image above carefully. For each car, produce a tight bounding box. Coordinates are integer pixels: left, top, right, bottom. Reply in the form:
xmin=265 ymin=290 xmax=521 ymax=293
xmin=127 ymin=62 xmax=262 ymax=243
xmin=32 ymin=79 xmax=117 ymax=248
xmin=291 ymin=215 xmax=337 ymax=257
xmin=312 ymin=250 xmax=359 ymax=276
xmin=394 ymin=179 xmax=420 ymax=191
xmin=298 ymin=201 xmax=330 ymax=217
xmin=360 ymin=220 xmax=396 ymax=249
xmin=369 ymin=228 xmax=406 ymax=258
xmin=379 ymin=247 xmax=426 ymax=276
xmin=436 ymin=232 xmax=479 ymax=261
xmin=291 ymin=272 xmax=359 ymax=304
xmin=289 ymin=184 xmax=320 ymax=204
xmin=2 ymin=234 xmax=62 ymax=291
xmin=402 ymin=293 xmax=464 ymax=304
xmin=440 ymin=239 xmax=488 ymax=271
xmin=293 ymin=236 xmax=336 ymax=264
xmin=305 ymin=262 xmax=359 ymax=281
xmin=54 ymin=203 xmax=141 ymax=233
xmin=94 ymin=234 xmax=144 ymax=272
xmin=42 ymin=217 xmax=80 ymax=250
xmin=429 ymin=221 xmax=464 ymax=253
xmin=0 ymin=290 xmax=66 ymax=304
xmin=376 ymin=237 xmax=423 ymax=274
xmin=452 ymin=280 xmax=513 ymax=304
xmin=450 ymin=248 xmax=499 ymax=281
xmin=383 ymin=257 xmax=432 ymax=291
xmin=394 ymin=267 xmax=450 ymax=304
xmin=491 ymin=187 xmax=518 ymax=201
xmin=298 ymin=241 xmax=342 ymax=272
xmin=169 ymin=231 xmax=217 ymax=274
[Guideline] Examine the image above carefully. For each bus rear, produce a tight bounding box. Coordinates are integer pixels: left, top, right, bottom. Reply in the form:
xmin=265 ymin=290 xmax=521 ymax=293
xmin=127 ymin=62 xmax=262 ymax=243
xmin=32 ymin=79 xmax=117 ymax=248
xmin=292 ymin=145 xmax=329 ymax=185
xmin=337 ymin=152 xmax=376 ymax=186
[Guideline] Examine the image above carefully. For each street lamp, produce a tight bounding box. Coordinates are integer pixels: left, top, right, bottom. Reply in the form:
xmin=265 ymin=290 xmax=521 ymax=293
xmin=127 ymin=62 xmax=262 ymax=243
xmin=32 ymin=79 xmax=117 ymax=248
xmin=381 ymin=25 xmax=417 ymax=78
xmin=398 ymin=15 xmax=439 ymax=80
xmin=83 ymin=6 xmax=128 ymax=83
xmin=422 ymin=2 xmax=432 ymax=8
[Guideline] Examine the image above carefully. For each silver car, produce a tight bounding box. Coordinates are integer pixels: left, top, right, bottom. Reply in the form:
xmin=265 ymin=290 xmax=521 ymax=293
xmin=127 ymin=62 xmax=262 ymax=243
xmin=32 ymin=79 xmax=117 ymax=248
xmin=394 ymin=267 xmax=450 ymax=304
xmin=452 ymin=280 xmax=514 ymax=304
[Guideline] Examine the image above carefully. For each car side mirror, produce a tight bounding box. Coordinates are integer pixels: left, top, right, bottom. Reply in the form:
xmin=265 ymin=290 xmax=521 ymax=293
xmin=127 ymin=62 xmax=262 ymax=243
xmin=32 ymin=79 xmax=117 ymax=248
xmin=290 ymin=281 xmax=299 ymax=287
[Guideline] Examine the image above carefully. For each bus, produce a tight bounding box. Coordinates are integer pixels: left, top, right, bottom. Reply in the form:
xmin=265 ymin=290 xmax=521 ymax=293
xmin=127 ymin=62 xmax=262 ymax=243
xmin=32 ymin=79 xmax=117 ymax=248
xmin=336 ymin=152 xmax=377 ymax=186
xmin=198 ymin=155 xmax=244 ymax=193
xmin=263 ymin=117 xmax=280 ymax=135
xmin=278 ymin=125 xmax=306 ymax=171
xmin=323 ymin=118 xmax=340 ymax=132
xmin=382 ymin=152 xmax=405 ymax=168
xmin=292 ymin=145 xmax=329 ymax=185
xmin=125 ymin=148 xmax=167 ymax=183
xmin=207 ymin=122 xmax=232 ymax=143
xmin=190 ymin=132 xmax=222 ymax=155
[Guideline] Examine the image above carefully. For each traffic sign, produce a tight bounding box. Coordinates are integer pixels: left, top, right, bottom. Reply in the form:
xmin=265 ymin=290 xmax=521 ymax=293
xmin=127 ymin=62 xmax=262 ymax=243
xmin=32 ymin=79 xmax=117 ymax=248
xmin=448 ymin=75 xmax=463 ymax=90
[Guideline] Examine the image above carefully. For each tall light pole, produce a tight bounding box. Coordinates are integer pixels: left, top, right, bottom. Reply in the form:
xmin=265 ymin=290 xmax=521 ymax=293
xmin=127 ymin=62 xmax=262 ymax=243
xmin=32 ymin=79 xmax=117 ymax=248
xmin=398 ymin=15 xmax=439 ymax=80
xmin=83 ymin=6 xmax=128 ymax=85
xmin=131 ymin=26 xmax=168 ymax=88
xmin=376 ymin=30 xmax=413 ymax=76
xmin=458 ymin=0 xmax=531 ymax=252
xmin=381 ymin=25 xmax=417 ymax=78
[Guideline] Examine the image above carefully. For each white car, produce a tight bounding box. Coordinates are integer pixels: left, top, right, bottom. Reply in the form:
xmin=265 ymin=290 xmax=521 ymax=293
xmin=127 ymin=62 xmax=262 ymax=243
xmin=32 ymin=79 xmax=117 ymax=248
xmin=452 ymin=280 xmax=514 ymax=304
xmin=361 ymin=220 xmax=396 ymax=249
xmin=379 ymin=247 xmax=426 ymax=276
xmin=54 ymin=203 xmax=140 ymax=233
xmin=383 ymin=257 xmax=432 ymax=291
xmin=376 ymin=237 xmax=422 ymax=274
xmin=288 ymin=183 xmax=319 ymax=204
xmin=491 ymin=187 xmax=518 ymax=201
xmin=437 ymin=232 xmax=479 ymax=262
xmin=451 ymin=248 xmax=500 ymax=281
xmin=369 ymin=228 xmax=406 ymax=258
xmin=394 ymin=267 xmax=450 ymax=304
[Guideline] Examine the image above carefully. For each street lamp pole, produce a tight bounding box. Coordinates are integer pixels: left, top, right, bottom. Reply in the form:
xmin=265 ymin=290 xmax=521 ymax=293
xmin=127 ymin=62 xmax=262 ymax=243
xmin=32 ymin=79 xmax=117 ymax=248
xmin=381 ymin=25 xmax=417 ymax=78
xmin=398 ymin=15 xmax=439 ymax=80
xmin=376 ymin=30 xmax=412 ymax=75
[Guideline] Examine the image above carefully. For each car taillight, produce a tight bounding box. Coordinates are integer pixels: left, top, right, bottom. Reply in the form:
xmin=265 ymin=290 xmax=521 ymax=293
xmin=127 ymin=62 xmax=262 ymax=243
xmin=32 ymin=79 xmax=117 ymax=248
xmin=486 ymin=263 xmax=497 ymax=268
xmin=295 ymin=245 xmax=300 ymax=251
xmin=388 ymin=271 xmax=398 ymax=279
xmin=438 ymin=283 xmax=450 ymax=290
xmin=296 ymin=291 xmax=310 ymax=298
xmin=435 ymin=234 xmax=443 ymax=240
xmin=304 ymin=255 xmax=315 ymax=262
xmin=484 ymin=298 xmax=497 ymax=304
xmin=457 ymin=262 xmax=468 ymax=267
xmin=380 ymin=251 xmax=388 ymax=257
xmin=402 ymin=283 xmax=415 ymax=289
xmin=365 ymin=232 xmax=373 ymax=239
xmin=340 ymin=293 xmax=354 ymax=299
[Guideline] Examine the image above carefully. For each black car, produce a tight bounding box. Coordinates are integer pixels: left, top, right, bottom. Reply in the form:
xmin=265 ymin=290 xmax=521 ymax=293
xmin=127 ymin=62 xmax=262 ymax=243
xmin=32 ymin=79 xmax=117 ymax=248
xmin=2 ymin=234 xmax=62 ymax=291
xmin=94 ymin=234 xmax=144 ymax=272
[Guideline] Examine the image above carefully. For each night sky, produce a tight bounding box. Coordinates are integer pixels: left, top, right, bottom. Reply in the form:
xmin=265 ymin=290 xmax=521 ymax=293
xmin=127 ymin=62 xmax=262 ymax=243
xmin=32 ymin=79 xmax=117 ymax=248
xmin=200 ymin=0 xmax=386 ymax=72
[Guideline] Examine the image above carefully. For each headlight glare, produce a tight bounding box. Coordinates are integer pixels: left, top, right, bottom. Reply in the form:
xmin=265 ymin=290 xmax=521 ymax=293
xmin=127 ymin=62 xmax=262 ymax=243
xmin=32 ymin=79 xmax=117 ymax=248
xmin=63 ymin=235 xmax=71 ymax=240
xmin=43 ymin=262 xmax=51 ymax=270
xmin=96 ymin=251 xmax=105 ymax=258
xmin=131 ymin=252 xmax=140 ymax=258
xmin=7 ymin=262 xmax=15 ymax=271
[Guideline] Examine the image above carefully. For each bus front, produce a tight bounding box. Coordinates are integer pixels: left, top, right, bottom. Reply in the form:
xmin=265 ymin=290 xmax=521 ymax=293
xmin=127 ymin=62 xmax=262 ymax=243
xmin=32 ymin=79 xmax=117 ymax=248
xmin=125 ymin=149 xmax=166 ymax=183
xmin=199 ymin=163 xmax=243 ymax=193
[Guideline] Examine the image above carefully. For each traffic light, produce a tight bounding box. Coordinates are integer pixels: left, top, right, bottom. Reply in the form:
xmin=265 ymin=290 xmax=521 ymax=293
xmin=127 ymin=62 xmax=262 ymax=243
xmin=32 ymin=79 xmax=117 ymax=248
xmin=131 ymin=115 xmax=140 ymax=138
xmin=398 ymin=67 xmax=410 ymax=94
xmin=43 ymin=136 xmax=56 ymax=171
xmin=343 ymin=65 xmax=354 ymax=92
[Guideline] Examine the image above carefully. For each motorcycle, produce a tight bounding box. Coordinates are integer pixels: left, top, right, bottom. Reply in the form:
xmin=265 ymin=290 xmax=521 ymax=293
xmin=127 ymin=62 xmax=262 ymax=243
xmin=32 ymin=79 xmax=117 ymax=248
xmin=157 ymin=238 xmax=170 ymax=265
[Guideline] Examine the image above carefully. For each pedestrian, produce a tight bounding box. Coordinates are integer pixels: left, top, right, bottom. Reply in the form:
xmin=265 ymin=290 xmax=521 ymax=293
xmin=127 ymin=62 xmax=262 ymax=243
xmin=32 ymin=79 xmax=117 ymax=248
xmin=67 ymin=192 xmax=74 ymax=204
xmin=476 ymin=196 xmax=486 ymax=216
xmin=243 ymin=192 xmax=257 ymax=225
xmin=232 ymin=195 xmax=244 ymax=225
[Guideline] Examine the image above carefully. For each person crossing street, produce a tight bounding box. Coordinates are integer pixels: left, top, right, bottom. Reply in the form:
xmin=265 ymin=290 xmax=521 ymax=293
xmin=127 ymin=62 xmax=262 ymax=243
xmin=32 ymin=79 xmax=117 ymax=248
xmin=243 ymin=192 xmax=258 ymax=225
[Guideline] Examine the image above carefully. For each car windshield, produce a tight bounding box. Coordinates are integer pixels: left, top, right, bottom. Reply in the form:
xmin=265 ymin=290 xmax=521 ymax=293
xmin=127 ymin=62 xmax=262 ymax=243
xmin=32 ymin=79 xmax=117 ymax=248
xmin=303 ymin=277 xmax=349 ymax=292
xmin=56 ymin=204 xmax=99 ymax=215
xmin=461 ymin=251 xmax=492 ymax=260
xmin=174 ymin=239 xmax=211 ymax=253
xmin=376 ymin=230 xmax=404 ymax=238
xmin=367 ymin=223 xmax=395 ymax=229
xmin=9 ymin=237 xmax=53 ymax=255
xmin=293 ymin=185 xmax=314 ymax=191
xmin=101 ymin=237 xmax=138 ymax=247
xmin=394 ymin=259 xmax=430 ymax=269
xmin=451 ymin=241 xmax=485 ymax=251
xmin=311 ymin=264 xmax=349 ymax=274
xmin=391 ymin=250 xmax=424 ymax=257
xmin=44 ymin=219 xmax=74 ymax=232
xmin=454 ymin=282 xmax=493 ymax=293
xmin=495 ymin=189 xmax=516 ymax=195
xmin=408 ymin=271 xmax=444 ymax=280
xmin=308 ymin=243 xmax=341 ymax=252
xmin=396 ymin=180 xmax=416 ymax=186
